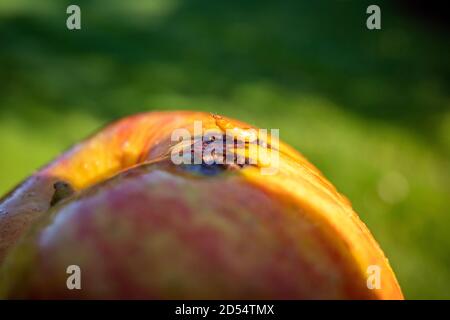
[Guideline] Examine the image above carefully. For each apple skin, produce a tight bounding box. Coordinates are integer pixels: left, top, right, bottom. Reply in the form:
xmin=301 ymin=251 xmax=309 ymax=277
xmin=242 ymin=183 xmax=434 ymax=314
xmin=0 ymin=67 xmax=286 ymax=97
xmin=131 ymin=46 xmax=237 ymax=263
xmin=0 ymin=111 xmax=403 ymax=299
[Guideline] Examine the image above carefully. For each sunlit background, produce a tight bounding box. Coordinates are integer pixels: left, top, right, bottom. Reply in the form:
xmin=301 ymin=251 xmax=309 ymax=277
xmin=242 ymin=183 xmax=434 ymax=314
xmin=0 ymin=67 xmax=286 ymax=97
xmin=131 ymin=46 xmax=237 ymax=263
xmin=0 ymin=0 xmax=449 ymax=299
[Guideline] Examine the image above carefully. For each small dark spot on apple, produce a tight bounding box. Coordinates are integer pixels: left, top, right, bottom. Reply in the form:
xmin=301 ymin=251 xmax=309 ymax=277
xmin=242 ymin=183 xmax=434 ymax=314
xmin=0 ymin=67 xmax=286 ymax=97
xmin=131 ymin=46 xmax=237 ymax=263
xmin=50 ymin=181 xmax=75 ymax=206
xmin=180 ymin=163 xmax=226 ymax=176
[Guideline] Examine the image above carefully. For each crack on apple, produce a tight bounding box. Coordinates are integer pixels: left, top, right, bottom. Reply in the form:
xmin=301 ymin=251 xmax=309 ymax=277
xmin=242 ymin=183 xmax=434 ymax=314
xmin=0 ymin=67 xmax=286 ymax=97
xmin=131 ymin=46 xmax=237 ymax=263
xmin=170 ymin=118 xmax=279 ymax=175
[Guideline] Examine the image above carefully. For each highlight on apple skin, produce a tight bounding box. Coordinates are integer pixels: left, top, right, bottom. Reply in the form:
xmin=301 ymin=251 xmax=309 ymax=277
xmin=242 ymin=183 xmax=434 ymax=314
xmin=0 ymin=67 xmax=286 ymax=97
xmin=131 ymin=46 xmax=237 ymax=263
xmin=0 ymin=111 xmax=403 ymax=299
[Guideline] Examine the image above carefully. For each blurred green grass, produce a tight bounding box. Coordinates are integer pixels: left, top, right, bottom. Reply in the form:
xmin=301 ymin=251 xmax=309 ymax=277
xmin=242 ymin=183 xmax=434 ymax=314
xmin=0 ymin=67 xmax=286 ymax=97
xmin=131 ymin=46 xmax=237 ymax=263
xmin=0 ymin=0 xmax=449 ymax=298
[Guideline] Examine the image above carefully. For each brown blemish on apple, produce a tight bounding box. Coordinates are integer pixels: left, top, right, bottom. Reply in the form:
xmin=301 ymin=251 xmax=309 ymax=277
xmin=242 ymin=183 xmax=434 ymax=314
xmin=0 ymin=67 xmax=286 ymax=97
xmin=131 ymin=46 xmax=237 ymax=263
xmin=50 ymin=181 xmax=75 ymax=207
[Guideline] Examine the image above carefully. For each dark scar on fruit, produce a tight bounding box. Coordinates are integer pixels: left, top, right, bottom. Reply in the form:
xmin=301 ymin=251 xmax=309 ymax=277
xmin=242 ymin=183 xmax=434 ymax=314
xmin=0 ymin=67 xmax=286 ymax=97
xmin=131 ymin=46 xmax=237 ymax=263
xmin=50 ymin=181 xmax=75 ymax=206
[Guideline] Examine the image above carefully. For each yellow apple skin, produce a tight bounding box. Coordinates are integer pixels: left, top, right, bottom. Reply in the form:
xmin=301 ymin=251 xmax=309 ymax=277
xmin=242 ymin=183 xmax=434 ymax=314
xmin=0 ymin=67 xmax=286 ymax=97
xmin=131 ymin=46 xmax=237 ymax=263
xmin=0 ymin=111 xmax=403 ymax=299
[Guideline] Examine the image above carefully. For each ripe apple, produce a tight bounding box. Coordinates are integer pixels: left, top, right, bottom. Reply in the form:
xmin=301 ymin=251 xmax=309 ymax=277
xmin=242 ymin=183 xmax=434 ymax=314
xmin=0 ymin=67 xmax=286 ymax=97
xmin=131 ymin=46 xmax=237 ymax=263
xmin=0 ymin=111 xmax=403 ymax=299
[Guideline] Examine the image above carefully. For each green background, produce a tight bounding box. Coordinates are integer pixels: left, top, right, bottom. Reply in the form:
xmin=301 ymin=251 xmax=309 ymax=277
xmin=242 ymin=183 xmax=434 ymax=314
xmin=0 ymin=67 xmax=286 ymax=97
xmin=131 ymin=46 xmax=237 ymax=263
xmin=0 ymin=0 xmax=449 ymax=299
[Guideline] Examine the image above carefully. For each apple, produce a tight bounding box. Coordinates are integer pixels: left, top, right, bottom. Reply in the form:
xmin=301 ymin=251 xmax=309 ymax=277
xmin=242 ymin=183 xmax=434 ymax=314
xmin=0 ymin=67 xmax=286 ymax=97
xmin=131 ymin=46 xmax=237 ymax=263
xmin=0 ymin=111 xmax=403 ymax=299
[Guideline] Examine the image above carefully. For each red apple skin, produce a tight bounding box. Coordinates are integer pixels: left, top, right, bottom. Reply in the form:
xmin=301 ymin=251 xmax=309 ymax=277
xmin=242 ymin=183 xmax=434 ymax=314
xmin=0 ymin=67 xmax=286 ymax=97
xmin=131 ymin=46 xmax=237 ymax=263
xmin=0 ymin=164 xmax=369 ymax=299
xmin=0 ymin=111 xmax=403 ymax=299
